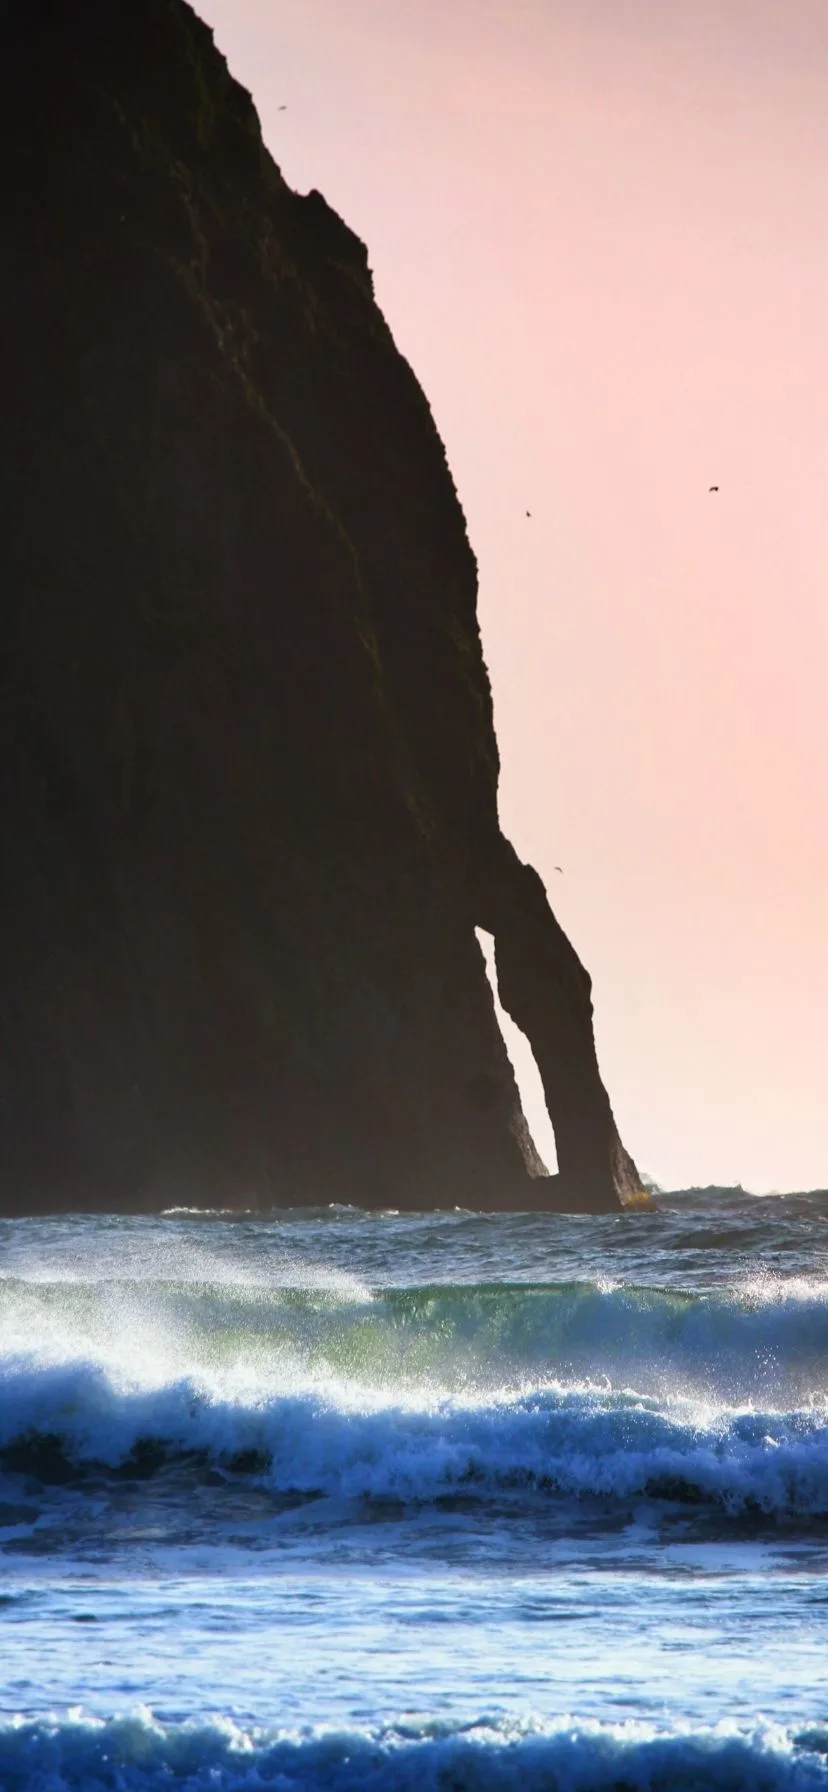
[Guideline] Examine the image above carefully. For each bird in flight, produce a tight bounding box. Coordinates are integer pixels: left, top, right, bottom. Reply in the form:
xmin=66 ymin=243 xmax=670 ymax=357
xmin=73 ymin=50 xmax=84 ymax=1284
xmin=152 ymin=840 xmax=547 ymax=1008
xmin=554 ymin=865 xmax=563 ymax=874
xmin=525 ymin=510 xmax=532 ymax=518
xmin=708 ymin=485 xmax=719 ymax=493
xmin=277 ymin=104 xmax=288 ymax=111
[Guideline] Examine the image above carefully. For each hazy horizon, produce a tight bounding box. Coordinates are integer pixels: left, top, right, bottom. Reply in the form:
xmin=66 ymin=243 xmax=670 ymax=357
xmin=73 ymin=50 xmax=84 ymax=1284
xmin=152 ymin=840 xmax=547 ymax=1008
xmin=200 ymin=0 xmax=828 ymax=1193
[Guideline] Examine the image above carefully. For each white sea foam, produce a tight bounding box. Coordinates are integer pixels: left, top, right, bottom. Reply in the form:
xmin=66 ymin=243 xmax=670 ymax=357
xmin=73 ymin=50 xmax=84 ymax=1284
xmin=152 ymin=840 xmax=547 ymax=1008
xmin=0 ymin=1347 xmax=826 ymax=1514
xmin=1 ymin=1709 xmax=826 ymax=1791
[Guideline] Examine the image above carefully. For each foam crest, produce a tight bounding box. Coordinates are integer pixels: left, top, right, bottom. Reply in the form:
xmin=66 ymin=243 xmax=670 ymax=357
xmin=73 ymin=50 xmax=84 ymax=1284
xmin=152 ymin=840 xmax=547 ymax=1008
xmin=1 ymin=1710 xmax=827 ymax=1791
xmin=1 ymin=1353 xmax=827 ymax=1515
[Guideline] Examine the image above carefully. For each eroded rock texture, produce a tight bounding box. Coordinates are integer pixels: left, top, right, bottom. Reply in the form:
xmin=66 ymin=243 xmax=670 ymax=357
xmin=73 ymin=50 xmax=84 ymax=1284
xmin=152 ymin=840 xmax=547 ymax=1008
xmin=0 ymin=0 xmax=642 ymax=1213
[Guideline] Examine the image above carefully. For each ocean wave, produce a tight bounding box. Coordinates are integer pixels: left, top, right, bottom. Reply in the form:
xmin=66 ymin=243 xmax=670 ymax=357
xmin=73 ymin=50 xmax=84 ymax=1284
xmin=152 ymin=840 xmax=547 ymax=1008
xmin=1 ymin=1354 xmax=827 ymax=1516
xmin=1 ymin=1711 xmax=827 ymax=1791
xmin=1 ymin=1274 xmax=827 ymax=1405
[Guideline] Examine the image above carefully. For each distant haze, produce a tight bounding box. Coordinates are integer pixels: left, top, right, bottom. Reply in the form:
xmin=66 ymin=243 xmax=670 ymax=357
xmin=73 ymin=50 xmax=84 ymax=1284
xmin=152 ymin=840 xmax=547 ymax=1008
xmin=200 ymin=0 xmax=828 ymax=1192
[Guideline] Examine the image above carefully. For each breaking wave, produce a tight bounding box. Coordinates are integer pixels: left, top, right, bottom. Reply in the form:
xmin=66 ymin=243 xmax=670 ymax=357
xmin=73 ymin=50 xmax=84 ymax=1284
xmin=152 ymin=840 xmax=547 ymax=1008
xmin=2 ymin=1272 xmax=828 ymax=1401
xmin=2 ymin=1710 xmax=828 ymax=1791
xmin=1 ymin=1274 xmax=827 ymax=1516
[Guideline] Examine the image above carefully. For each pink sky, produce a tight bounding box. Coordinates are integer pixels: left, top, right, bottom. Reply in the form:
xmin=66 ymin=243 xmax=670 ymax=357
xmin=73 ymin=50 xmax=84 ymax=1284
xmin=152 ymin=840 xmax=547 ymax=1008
xmin=200 ymin=0 xmax=827 ymax=1192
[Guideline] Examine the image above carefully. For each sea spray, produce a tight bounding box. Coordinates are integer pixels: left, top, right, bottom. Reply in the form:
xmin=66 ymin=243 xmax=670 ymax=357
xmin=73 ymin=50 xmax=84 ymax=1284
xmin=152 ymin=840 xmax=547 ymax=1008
xmin=2 ymin=1275 xmax=828 ymax=1402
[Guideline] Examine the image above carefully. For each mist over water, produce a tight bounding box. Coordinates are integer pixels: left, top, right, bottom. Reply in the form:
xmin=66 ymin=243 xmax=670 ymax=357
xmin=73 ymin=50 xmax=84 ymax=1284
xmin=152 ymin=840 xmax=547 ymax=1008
xmin=1 ymin=1192 xmax=827 ymax=1789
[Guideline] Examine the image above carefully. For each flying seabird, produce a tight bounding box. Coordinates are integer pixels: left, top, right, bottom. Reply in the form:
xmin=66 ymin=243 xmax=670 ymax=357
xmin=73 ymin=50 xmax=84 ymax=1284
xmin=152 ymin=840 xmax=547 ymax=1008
xmin=708 ymin=485 xmax=719 ymax=493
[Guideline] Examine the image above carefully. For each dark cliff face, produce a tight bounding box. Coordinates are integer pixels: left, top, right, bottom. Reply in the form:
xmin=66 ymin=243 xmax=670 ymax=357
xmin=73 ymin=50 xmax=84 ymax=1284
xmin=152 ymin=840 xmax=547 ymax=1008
xmin=0 ymin=0 xmax=642 ymax=1214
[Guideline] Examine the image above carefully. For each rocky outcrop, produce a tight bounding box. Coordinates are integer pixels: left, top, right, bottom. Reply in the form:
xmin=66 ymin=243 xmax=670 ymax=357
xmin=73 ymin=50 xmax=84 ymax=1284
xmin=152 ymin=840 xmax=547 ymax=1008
xmin=0 ymin=0 xmax=642 ymax=1214
xmin=481 ymin=842 xmax=642 ymax=1210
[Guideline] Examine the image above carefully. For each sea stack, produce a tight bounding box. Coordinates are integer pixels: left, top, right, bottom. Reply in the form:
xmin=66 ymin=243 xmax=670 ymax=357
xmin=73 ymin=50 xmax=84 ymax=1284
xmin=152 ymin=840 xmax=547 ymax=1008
xmin=0 ymin=0 xmax=642 ymax=1214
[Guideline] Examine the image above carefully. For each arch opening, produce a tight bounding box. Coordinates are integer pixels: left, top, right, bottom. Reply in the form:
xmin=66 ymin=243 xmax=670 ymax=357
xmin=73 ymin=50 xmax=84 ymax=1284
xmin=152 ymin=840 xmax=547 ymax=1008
xmin=475 ymin=926 xmax=558 ymax=1175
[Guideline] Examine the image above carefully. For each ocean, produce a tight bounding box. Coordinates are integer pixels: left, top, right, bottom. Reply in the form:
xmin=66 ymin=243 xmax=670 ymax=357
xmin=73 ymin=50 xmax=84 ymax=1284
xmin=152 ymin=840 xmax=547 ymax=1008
xmin=0 ymin=1190 xmax=826 ymax=1789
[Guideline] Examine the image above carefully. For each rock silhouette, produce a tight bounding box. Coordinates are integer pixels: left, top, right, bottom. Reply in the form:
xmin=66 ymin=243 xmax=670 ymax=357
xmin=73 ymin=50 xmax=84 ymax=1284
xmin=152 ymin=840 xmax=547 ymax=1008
xmin=0 ymin=0 xmax=643 ymax=1215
